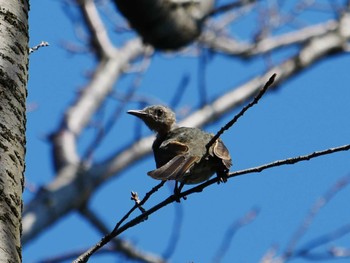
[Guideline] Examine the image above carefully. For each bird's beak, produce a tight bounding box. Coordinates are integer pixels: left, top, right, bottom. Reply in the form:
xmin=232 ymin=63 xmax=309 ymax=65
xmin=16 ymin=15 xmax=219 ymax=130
xmin=127 ymin=109 xmax=147 ymax=119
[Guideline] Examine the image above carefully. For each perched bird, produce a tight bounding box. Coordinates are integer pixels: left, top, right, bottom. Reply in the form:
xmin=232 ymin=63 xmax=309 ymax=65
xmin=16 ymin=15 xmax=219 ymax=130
xmin=127 ymin=105 xmax=232 ymax=186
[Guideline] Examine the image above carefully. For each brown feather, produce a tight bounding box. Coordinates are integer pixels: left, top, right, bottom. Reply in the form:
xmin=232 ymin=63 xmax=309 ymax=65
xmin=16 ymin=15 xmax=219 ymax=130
xmin=148 ymin=155 xmax=199 ymax=181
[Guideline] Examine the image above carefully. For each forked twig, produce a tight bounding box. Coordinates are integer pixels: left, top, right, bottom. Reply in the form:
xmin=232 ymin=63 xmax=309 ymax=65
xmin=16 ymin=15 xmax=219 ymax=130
xmin=73 ymin=181 xmax=165 ymax=263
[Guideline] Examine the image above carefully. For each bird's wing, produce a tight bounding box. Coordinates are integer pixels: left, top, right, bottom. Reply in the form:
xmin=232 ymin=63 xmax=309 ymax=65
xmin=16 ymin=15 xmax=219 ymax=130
xmin=148 ymin=155 xmax=199 ymax=181
xmin=213 ymin=139 xmax=232 ymax=168
xmin=160 ymin=140 xmax=189 ymax=155
xmin=153 ymin=140 xmax=189 ymax=168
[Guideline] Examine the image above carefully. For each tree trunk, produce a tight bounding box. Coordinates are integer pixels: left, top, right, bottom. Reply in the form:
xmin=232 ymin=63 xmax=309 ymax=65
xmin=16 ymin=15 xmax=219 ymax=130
xmin=0 ymin=0 xmax=29 ymax=261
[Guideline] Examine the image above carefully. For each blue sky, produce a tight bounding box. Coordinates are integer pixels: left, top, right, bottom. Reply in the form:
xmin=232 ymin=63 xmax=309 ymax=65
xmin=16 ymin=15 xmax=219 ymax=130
xmin=25 ymin=1 xmax=350 ymax=262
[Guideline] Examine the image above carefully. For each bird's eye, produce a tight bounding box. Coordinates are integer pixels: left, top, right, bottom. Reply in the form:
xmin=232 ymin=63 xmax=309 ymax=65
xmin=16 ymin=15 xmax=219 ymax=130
xmin=155 ymin=108 xmax=163 ymax=118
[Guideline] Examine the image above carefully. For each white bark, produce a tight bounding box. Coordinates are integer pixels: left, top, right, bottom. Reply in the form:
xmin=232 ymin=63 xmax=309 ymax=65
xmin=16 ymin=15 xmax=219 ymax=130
xmin=0 ymin=0 xmax=29 ymax=262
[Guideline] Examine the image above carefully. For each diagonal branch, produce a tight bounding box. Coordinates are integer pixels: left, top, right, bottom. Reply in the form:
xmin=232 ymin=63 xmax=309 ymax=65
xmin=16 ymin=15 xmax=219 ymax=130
xmin=73 ymin=143 xmax=350 ymax=262
xmin=283 ymin=174 xmax=350 ymax=259
xmin=200 ymin=19 xmax=338 ymax=57
xmin=78 ymin=0 xmax=116 ymax=58
xmin=206 ymin=73 xmax=276 ymax=151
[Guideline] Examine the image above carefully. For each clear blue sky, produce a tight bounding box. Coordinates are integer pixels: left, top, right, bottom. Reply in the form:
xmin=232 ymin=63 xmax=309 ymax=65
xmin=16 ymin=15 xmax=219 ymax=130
xmin=25 ymin=1 xmax=350 ymax=262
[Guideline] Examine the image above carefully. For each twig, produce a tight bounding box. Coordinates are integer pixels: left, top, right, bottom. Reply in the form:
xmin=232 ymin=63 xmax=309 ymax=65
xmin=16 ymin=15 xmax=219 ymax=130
xmin=259 ymin=245 xmax=279 ymax=263
xmin=113 ymin=181 xmax=165 ymax=235
xmin=212 ymin=207 xmax=260 ymax=263
xmin=283 ymin=173 xmax=350 ymax=258
xmin=232 ymin=144 xmax=350 ymax=177
xmin=79 ymin=206 xmax=111 ymax=235
xmin=73 ymin=181 xmax=165 ymax=263
xmin=198 ymin=47 xmax=209 ymax=106
xmin=83 ymin=71 xmax=144 ymax=161
xmin=294 ymin=223 xmax=350 ymax=260
xmin=47 ymin=206 xmax=165 ymax=263
xmin=38 ymin=245 xmax=115 ymax=263
xmin=169 ymin=73 xmax=190 ymax=109
xmin=185 ymin=144 xmax=350 ymax=197
xmin=329 ymin=246 xmax=350 ymax=258
xmin=131 ymin=191 xmax=147 ymax=217
xmin=29 ymin=41 xmax=49 ymax=54
xmin=206 ymin=73 xmax=276 ymax=151
xmin=203 ymin=0 xmax=258 ymax=20
xmin=162 ymin=203 xmax=183 ymax=259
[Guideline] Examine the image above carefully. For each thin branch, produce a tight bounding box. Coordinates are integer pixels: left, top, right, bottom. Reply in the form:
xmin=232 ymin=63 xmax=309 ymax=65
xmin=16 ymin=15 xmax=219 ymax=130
xmin=38 ymin=245 xmax=119 ymax=263
xmin=131 ymin=191 xmax=147 ymax=216
xmin=74 ymin=143 xmax=350 ymax=262
xmin=203 ymin=0 xmax=258 ymax=20
xmin=283 ymin=173 xmax=350 ymax=258
xmin=329 ymin=246 xmax=350 ymax=258
xmin=73 ymin=181 xmax=165 ymax=262
xmin=200 ymin=19 xmax=338 ymax=57
xmin=212 ymin=207 xmax=260 ymax=263
xmin=231 ymin=144 xmax=350 ymax=177
xmin=206 ymin=73 xmax=276 ymax=151
xmin=169 ymin=73 xmax=191 ymax=109
xmin=83 ymin=69 xmax=145 ymax=161
xmin=112 ymin=181 xmax=166 ymax=236
xmin=78 ymin=0 xmax=116 ymax=57
xmin=259 ymin=245 xmax=279 ymax=263
xmin=79 ymin=207 xmax=164 ymax=263
xmin=162 ymin=203 xmax=184 ymax=260
xmin=38 ymin=242 xmax=165 ymax=263
xmin=294 ymin=223 xmax=350 ymax=260
xmin=29 ymin=41 xmax=49 ymax=54
xmin=198 ymin=47 xmax=209 ymax=106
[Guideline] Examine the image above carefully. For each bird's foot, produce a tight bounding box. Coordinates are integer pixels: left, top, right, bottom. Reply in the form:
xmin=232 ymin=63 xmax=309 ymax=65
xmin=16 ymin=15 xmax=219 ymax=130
xmin=217 ymin=172 xmax=228 ymax=184
xmin=173 ymin=181 xmax=185 ymax=202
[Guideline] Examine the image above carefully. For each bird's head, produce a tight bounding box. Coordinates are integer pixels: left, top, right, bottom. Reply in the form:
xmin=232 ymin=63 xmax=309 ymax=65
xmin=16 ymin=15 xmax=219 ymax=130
xmin=127 ymin=105 xmax=176 ymax=135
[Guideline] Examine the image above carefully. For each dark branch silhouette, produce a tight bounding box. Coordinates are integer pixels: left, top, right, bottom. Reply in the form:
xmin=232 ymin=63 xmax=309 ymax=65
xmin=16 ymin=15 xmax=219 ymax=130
xmin=206 ymin=73 xmax=276 ymax=151
xmin=74 ymin=143 xmax=350 ymax=262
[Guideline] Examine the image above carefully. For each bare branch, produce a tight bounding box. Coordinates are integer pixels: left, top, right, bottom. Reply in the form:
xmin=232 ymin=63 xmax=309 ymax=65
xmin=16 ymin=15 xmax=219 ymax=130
xmin=162 ymin=203 xmax=183 ymax=260
xmin=29 ymin=41 xmax=49 ymax=54
xmin=200 ymin=20 xmax=338 ymax=57
xmin=206 ymin=73 xmax=276 ymax=151
xmin=82 ymin=70 xmax=145 ymax=161
xmin=204 ymin=0 xmax=258 ymax=20
xmin=283 ymin=174 xmax=350 ymax=259
xmin=51 ymin=38 xmax=146 ymax=171
xmin=79 ymin=207 xmax=164 ymax=263
xmin=294 ymin=224 xmax=350 ymax=260
xmin=38 ymin=243 xmax=165 ymax=263
xmin=212 ymin=207 xmax=260 ymax=263
xmin=78 ymin=0 xmax=116 ymax=57
xmin=74 ymin=144 xmax=350 ymax=262
xmin=74 ymin=181 xmax=165 ymax=262
xmin=180 ymin=144 xmax=350 ymax=199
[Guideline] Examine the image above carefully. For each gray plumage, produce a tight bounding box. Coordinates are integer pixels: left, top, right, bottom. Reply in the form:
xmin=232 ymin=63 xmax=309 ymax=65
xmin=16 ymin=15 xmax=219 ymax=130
xmin=128 ymin=105 xmax=232 ymax=184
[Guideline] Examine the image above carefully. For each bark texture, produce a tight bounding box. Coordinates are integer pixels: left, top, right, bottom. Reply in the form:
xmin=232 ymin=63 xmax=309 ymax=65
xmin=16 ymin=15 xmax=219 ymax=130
xmin=0 ymin=0 xmax=29 ymax=262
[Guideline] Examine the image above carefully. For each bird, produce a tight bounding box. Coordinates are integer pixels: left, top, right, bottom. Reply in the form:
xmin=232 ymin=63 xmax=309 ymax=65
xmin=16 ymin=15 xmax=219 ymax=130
xmin=127 ymin=105 xmax=232 ymax=189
